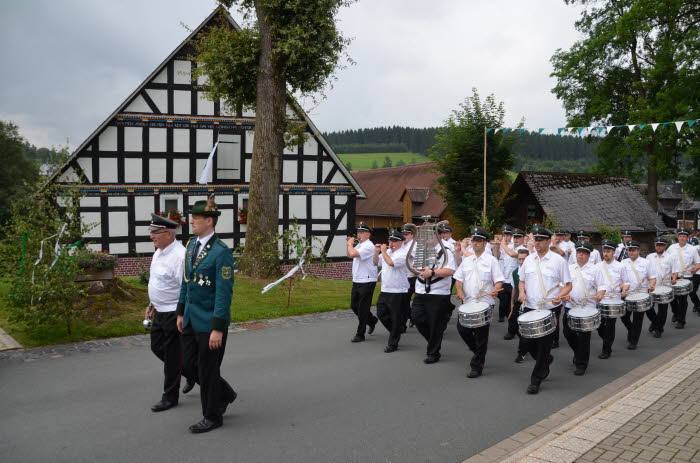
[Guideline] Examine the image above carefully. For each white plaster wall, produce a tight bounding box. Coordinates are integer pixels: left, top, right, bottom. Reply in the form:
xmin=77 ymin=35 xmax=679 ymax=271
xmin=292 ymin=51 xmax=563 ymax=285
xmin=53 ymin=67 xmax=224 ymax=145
xmin=173 ymin=159 xmax=189 ymax=183
xmin=136 ymin=241 xmax=154 ymax=253
xmin=282 ymin=160 xmax=297 ymax=183
xmin=303 ymin=136 xmax=317 ymax=156
xmin=197 ymin=92 xmax=214 ymax=115
xmin=99 ymin=126 xmax=117 ymax=151
xmin=108 ymin=197 xmax=127 ymax=207
xmin=335 ymin=195 xmax=348 ymax=205
xmin=149 ymin=128 xmax=167 ymax=152
xmin=313 ymin=223 xmax=331 ymax=231
xmin=109 ymin=212 xmax=128 ymax=236
xmin=149 ymin=159 xmax=166 ymax=182
xmin=220 ymin=99 xmax=235 ymax=116
xmin=173 ymin=60 xmax=191 ymax=85
xmin=99 ymin=158 xmax=118 ymax=183
xmin=125 ymin=95 xmax=151 ymax=113
xmin=330 ymin=171 xmax=347 ymax=184
xmin=124 ymin=158 xmax=142 ymax=183
xmin=58 ymin=167 xmax=79 ymax=183
xmin=311 ymin=195 xmax=330 ymax=219
xmin=288 ymin=195 xmax=306 ymax=220
xmin=77 ymin=157 xmax=92 ymax=183
xmin=88 ymin=243 xmax=102 ymax=252
xmin=173 ymin=129 xmax=189 ymax=152
xmin=146 ymin=89 xmax=167 ymax=113
xmin=152 ymin=69 xmax=167 ymax=84
xmin=321 ymin=161 xmax=334 ymax=181
xmin=80 ymin=197 xmax=100 ymax=207
xmin=303 ymin=160 xmax=317 ymax=183
xmin=245 ymin=131 xmax=254 ymax=153
xmin=124 ymin=127 xmax=142 ymax=151
xmin=109 ymin=243 xmax=129 ymax=254
xmin=244 ymin=159 xmax=251 ymax=182
xmin=336 ymin=209 xmax=347 ymax=230
xmin=284 ymin=141 xmax=298 ymax=155
xmin=196 ymin=158 xmax=211 ymax=183
xmin=327 ymin=235 xmax=346 ymax=258
xmin=218 ymin=209 xmax=234 ymax=234
xmin=134 ymin=196 xmax=153 ymax=219
xmin=174 ymin=90 xmax=191 ymax=114
xmin=196 ymin=129 xmax=213 ymax=152
xmin=216 ymin=195 xmax=233 ymax=205
xmin=81 ymin=212 xmax=101 ymax=237
xmin=242 ymin=106 xmax=255 ymax=117
xmin=135 ymin=226 xmax=150 ymax=236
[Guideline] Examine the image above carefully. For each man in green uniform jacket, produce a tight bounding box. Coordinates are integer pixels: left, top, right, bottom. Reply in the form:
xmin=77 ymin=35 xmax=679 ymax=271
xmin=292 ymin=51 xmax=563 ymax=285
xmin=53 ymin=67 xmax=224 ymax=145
xmin=176 ymin=196 xmax=235 ymax=433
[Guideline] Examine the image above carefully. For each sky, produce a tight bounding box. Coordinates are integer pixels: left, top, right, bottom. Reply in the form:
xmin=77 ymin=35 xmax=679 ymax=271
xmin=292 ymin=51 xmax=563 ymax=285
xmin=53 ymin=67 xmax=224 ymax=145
xmin=0 ymin=0 xmax=584 ymax=150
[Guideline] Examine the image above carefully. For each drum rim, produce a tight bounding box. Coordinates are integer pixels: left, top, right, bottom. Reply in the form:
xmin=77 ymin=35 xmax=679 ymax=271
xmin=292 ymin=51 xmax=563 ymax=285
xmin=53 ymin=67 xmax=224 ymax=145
xmin=569 ymin=307 xmax=599 ymax=317
xmin=627 ymin=292 xmax=651 ymax=301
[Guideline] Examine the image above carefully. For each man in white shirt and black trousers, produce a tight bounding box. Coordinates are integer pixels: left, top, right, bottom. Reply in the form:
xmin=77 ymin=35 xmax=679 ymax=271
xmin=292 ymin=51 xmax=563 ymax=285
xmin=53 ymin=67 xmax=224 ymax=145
xmin=373 ymin=230 xmax=410 ymax=352
xmin=596 ymin=239 xmax=629 ymax=359
xmin=454 ymin=226 xmax=504 ymax=378
xmin=620 ymin=240 xmax=657 ymax=349
xmin=518 ymin=225 xmax=572 ymax=394
xmin=146 ymin=213 xmax=189 ymax=412
xmin=668 ymin=227 xmax=700 ymax=328
xmin=646 ymin=236 xmax=679 ymax=337
xmin=347 ymin=222 xmax=378 ymax=343
xmin=412 ymin=231 xmax=457 ymax=364
xmin=400 ymin=223 xmax=418 ymax=329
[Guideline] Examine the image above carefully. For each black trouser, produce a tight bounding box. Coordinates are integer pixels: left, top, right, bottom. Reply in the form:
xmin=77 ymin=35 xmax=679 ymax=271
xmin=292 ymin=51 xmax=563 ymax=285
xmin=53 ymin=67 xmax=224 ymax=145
xmin=377 ymin=292 xmax=406 ymax=348
xmin=672 ymin=294 xmax=688 ymax=326
xmin=691 ymin=274 xmax=700 ymax=307
xmin=498 ymin=284 xmax=513 ymax=320
xmin=150 ymin=311 xmax=183 ymax=402
xmin=411 ymin=293 xmax=452 ymax=359
xmin=621 ymin=309 xmax=645 ymax=346
xmin=508 ymin=301 xmax=521 ymax=338
xmin=181 ymin=325 xmax=236 ymax=422
xmin=597 ymin=317 xmax=616 ymax=355
xmin=403 ymin=277 xmax=417 ymax=325
xmin=457 ymin=319 xmax=491 ymax=373
xmin=552 ymin=305 xmax=562 ymax=344
xmin=520 ymin=306 xmax=557 ymax=386
xmin=647 ymin=303 xmax=668 ymax=333
xmin=350 ymin=282 xmax=377 ymax=336
xmin=562 ymin=308 xmax=591 ymax=370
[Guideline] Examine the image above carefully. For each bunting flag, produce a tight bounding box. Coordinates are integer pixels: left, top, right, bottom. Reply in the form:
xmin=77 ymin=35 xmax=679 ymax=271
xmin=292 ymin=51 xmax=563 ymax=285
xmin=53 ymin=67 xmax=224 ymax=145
xmin=486 ymin=119 xmax=698 ymax=135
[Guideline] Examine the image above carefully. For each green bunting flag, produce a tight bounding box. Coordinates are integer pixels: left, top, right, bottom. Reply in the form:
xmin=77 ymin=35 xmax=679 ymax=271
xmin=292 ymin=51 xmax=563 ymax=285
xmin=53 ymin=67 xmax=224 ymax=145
xmin=487 ymin=119 xmax=696 ymax=136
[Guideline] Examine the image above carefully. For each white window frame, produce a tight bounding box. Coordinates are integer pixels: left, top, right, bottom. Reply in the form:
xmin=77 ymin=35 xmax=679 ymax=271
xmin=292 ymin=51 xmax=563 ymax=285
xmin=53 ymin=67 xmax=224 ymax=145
xmin=160 ymin=194 xmax=182 ymax=216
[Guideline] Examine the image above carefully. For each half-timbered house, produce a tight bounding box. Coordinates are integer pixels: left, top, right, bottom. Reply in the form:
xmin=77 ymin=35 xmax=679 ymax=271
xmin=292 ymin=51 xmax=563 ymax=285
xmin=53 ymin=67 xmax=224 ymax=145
xmin=50 ymin=8 xmax=365 ymax=274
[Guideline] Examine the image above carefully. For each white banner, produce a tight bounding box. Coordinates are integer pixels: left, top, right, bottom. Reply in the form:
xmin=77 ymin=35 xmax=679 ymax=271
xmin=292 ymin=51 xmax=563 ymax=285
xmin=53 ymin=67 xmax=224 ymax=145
xmin=198 ymin=141 xmax=219 ymax=185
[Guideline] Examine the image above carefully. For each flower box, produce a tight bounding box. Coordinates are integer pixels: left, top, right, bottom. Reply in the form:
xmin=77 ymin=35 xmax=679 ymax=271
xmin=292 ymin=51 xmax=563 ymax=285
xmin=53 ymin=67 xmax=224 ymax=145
xmin=77 ymin=268 xmax=115 ymax=281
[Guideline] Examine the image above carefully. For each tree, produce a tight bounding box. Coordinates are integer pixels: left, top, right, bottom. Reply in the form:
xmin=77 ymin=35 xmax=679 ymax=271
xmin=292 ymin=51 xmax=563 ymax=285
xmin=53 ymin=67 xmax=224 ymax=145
xmin=344 ymin=161 xmax=352 ymax=171
xmin=430 ymin=89 xmax=515 ymax=231
xmin=382 ymin=156 xmax=393 ymax=168
xmin=551 ymin=0 xmax=700 ymax=207
xmin=371 ymin=160 xmax=378 ymax=169
xmin=0 ymin=121 xmax=39 ymax=232
xmin=194 ymin=1 xmax=354 ymax=278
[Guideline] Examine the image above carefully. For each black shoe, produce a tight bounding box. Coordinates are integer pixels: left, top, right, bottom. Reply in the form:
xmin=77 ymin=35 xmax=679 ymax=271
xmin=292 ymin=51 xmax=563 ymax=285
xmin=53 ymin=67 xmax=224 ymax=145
xmin=367 ymin=319 xmax=377 ymax=335
xmin=504 ymin=333 xmax=515 ymax=340
xmin=351 ymin=335 xmax=365 ymax=343
xmin=409 ymin=320 xmax=415 ymax=328
xmin=151 ymin=399 xmax=177 ymax=412
xmin=467 ymin=369 xmax=482 ymax=379
xmin=400 ymin=325 xmax=407 ymax=334
xmin=551 ymin=340 xmax=559 ymax=349
xmin=598 ymin=352 xmax=611 ymax=359
xmin=627 ymin=343 xmax=637 ymax=350
xmin=515 ymin=354 xmax=525 ymax=363
xmin=189 ymin=418 xmax=222 ymax=434
xmin=527 ymin=383 xmax=540 ymax=394
xmin=574 ymin=367 xmax=586 ymax=376
xmin=648 ymin=324 xmax=654 ymax=333
xmin=548 ymin=355 xmax=554 ymax=365
xmin=653 ymin=330 xmax=662 ymax=338
xmin=182 ymin=379 xmax=196 ymax=394
xmin=572 ymin=356 xmax=577 ymax=365
xmin=672 ymin=314 xmax=678 ymax=323
xmin=423 ymin=356 xmax=440 ymax=364
xmin=384 ymin=345 xmax=397 ymax=353
xmin=675 ymin=321 xmax=685 ymax=329
xmin=498 ymin=317 xmax=505 ymax=322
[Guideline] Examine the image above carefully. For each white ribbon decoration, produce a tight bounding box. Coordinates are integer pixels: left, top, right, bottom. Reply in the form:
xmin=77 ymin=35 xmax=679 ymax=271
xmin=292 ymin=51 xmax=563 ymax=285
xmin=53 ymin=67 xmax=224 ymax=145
xmin=198 ymin=141 xmax=219 ymax=185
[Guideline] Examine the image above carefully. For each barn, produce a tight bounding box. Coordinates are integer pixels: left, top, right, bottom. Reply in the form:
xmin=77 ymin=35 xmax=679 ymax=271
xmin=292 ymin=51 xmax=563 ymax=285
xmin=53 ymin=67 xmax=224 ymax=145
xmin=49 ymin=8 xmax=366 ymax=275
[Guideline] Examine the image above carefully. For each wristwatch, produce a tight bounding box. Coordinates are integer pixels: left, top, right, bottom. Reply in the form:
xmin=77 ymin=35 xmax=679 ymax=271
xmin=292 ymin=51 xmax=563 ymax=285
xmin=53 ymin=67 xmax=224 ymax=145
xmin=431 ymin=269 xmax=435 ymax=277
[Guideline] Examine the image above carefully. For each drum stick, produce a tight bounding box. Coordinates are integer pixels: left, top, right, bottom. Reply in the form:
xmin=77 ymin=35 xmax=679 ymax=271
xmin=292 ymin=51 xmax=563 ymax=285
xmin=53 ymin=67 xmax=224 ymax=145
xmin=475 ymin=288 xmax=503 ymax=299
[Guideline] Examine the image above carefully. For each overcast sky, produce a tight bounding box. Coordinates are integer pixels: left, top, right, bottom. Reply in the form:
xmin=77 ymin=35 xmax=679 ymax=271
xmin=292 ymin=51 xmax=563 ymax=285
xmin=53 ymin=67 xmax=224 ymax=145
xmin=0 ymin=0 xmax=583 ymax=149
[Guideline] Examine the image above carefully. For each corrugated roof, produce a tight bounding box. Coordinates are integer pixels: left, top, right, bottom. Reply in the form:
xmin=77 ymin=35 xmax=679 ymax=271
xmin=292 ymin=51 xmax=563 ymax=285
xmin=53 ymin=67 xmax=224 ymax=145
xmin=354 ymin=163 xmax=446 ymax=218
xmin=517 ymin=172 xmax=664 ymax=232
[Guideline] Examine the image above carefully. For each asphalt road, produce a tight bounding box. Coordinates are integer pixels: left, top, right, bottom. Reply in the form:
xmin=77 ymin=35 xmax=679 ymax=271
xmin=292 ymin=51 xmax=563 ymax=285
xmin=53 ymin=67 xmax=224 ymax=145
xmin=1 ymin=307 xmax=699 ymax=463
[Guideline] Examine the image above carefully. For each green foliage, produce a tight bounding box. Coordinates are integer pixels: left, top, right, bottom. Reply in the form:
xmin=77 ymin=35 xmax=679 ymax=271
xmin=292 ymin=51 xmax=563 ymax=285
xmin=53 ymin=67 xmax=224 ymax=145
xmin=593 ymin=222 xmax=622 ymax=243
xmin=337 ymin=152 xmax=423 ymax=171
xmin=382 ymin=156 xmax=393 ymax=168
xmin=324 ymin=126 xmax=440 ymax=155
xmin=396 ymin=159 xmax=406 ymax=167
xmin=278 ymin=221 xmax=327 ymax=307
xmin=74 ymin=248 xmax=119 ymax=271
xmin=541 ymin=214 xmax=560 ymax=233
xmin=550 ymin=0 xmax=700 ymax=190
xmin=0 ymin=121 xmax=40 ymax=232
xmin=332 ymin=142 xmax=408 ymax=153
xmin=344 ymin=161 xmax=352 ymax=171
xmin=429 ymin=88 xmax=516 ymax=230
xmin=371 ymin=159 xmax=378 ymax=169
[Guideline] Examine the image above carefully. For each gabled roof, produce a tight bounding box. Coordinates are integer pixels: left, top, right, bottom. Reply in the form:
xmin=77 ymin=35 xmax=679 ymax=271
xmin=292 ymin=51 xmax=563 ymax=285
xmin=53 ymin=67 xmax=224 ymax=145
xmin=353 ymin=162 xmax=446 ymax=218
xmin=513 ymin=171 xmax=664 ymax=232
xmin=49 ymin=7 xmax=365 ymax=197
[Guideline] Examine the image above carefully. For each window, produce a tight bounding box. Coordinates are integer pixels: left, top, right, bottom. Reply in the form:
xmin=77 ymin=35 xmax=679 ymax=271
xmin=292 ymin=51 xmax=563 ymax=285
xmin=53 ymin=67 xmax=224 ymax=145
xmin=160 ymin=195 xmax=182 ymax=216
xmin=216 ymin=133 xmax=241 ymax=180
xmin=527 ymin=203 xmax=537 ymax=221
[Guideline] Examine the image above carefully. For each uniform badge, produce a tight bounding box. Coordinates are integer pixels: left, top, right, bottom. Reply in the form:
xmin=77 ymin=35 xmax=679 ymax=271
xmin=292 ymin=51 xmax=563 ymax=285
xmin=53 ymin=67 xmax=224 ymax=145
xmin=198 ymin=278 xmax=205 ymax=286
xmin=222 ymin=266 xmax=232 ymax=279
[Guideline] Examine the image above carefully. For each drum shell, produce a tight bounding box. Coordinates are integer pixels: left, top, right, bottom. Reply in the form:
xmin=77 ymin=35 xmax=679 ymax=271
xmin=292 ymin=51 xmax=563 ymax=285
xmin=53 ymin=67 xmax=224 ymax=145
xmin=651 ymin=286 xmax=674 ymax=304
xmin=625 ymin=293 xmax=653 ymax=312
xmin=567 ymin=308 xmax=601 ymax=332
xmin=598 ymin=300 xmax=626 ymax=318
xmin=517 ymin=310 xmax=556 ymax=338
xmin=458 ymin=303 xmax=493 ymax=328
xmin=673 ymin=279 xmax=692 ymax=296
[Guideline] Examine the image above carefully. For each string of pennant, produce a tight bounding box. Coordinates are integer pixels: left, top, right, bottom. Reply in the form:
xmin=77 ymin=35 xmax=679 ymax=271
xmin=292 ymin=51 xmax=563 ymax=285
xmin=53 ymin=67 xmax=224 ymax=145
xmin=486 ymin=119 xmax=697 ymax=135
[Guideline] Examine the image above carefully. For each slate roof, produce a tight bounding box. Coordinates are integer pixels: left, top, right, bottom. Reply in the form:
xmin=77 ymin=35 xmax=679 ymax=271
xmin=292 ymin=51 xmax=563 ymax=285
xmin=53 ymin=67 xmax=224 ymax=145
xmin=353 ymin=163 xmax=446 ymax=218
xmin=514 ymin=172 xmax=664 ymax=233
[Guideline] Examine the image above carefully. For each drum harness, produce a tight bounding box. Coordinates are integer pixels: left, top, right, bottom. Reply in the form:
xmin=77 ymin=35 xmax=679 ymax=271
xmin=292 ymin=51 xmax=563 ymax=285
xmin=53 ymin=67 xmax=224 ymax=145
xmin=463 ymin=257 xmax=491 ymax=305
xmin=628 ymin=259 xmax=645 ymax=292
xmin=570 ymin=266 xmax=595 ymax=308
xmin=601 ymin=262 xmax=622 ymax=299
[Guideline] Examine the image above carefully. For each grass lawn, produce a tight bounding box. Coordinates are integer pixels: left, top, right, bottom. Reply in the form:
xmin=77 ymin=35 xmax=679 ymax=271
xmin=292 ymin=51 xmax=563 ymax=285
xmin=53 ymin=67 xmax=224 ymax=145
xmin=0 ymin=275 xmax=379 ymax=348
xmin=337 ymin=152 xmax=428 ymax=171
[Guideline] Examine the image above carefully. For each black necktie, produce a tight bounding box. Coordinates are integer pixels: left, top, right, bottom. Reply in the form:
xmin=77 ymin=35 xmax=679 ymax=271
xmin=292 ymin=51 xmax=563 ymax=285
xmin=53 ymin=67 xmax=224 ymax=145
xmin=193 ymin=240 xmax=201 ymax=261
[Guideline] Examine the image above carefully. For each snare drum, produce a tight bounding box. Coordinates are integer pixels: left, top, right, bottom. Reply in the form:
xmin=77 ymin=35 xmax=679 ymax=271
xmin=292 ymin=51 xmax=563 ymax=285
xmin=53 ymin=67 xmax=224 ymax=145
xmin=651 ymin=285 xmax=674 ymax=304
xmin=598 ymin=298 xmax=626 ymax=318
xmin=518 ymin=310 xmax=556 ymax=338
xmin=458 ymin=301 xmax=493 ymax=328
xmin=567 ymin=307 xmax=601 ymax=332
xmin=625 ymin=292 xmax=653 ymax=312
xmin=673 ymin=279 xmax=692 ymax=296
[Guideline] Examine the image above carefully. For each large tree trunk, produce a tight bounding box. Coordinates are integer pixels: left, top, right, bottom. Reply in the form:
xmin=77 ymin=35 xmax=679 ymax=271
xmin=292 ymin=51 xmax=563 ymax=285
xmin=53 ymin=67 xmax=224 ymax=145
xmin=237 ymin=5 xmax=287 ymax=278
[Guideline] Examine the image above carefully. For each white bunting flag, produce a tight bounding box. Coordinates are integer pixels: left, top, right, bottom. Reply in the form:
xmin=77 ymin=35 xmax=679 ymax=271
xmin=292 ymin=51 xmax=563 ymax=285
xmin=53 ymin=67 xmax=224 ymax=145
xmin=198 ymin=141 xmax=219 ymax=185
xmin=606 ymin=126 xmax=615 ymax=134
xmin=588 ymin=126 xmax=596 ymax=135
xmin=651 ymin=123 xmax=660 ymax=132
xmin=675 ymin=121 xmax=685 ymax=132
xmin=627 ymin=125 xmax=636 ymax=132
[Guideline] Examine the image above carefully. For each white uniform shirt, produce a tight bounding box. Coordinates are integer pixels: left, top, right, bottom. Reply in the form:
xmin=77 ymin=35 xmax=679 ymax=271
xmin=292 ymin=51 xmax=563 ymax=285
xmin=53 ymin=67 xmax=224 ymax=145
xmin=667 ymin=243 xmax=700 ymax=278
xmin=615 ymin=242 xmax=630 ymax=260
xmin=415 ymin=246 xmax=456 ymax=296
xmin=441 ymin=237 xmax=457 ymax=252
xmin=148 ymin=240 xmax=186 ymax=312
xmin=646 ymin=253 xmax=677 ymax=285
xmin=378 ymin=247 xmax=410 ymax=293
xmin=499 ymin=243 xmax=526 ymax=286
xmin=557 ymin=240 xmax=575 ymax=263
xmin=588 ymin=248 xmax=602 ymax=265
xmin=518 ymin=250 xmax=572 ymax=310
xmin=453 ymin=253 xmax=504 ymax=306
xmin=566 ymin=262 xmax=604 ymax=310
xmin=622 ymin=257 xmax=657 ymax=291
xmin=595 ymin=260 xmax=627 ymax=296
xmin=352 ymin=239 xmax=378 ymax=283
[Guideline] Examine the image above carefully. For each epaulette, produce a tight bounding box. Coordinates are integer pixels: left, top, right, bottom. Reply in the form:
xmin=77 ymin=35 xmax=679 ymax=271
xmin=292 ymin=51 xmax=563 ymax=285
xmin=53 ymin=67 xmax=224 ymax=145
xmin=186 ymin=238 xmax=194 ymax=247
xmin=217 ymin=240 xmax=228 ymax=248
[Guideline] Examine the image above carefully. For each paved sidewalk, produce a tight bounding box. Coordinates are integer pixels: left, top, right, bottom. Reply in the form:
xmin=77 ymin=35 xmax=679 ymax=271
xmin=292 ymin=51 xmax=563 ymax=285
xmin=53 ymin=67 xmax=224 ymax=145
xmin=0 ymin=326 xmax=21 ymax=351
xmin=463 ymin=332 xmax=700 ymax=463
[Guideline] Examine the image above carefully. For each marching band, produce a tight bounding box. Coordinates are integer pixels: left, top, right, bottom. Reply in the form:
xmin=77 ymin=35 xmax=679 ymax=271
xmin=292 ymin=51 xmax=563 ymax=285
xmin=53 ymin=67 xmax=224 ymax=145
xmin=347 ymin=221 xmax=700 ymax=395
